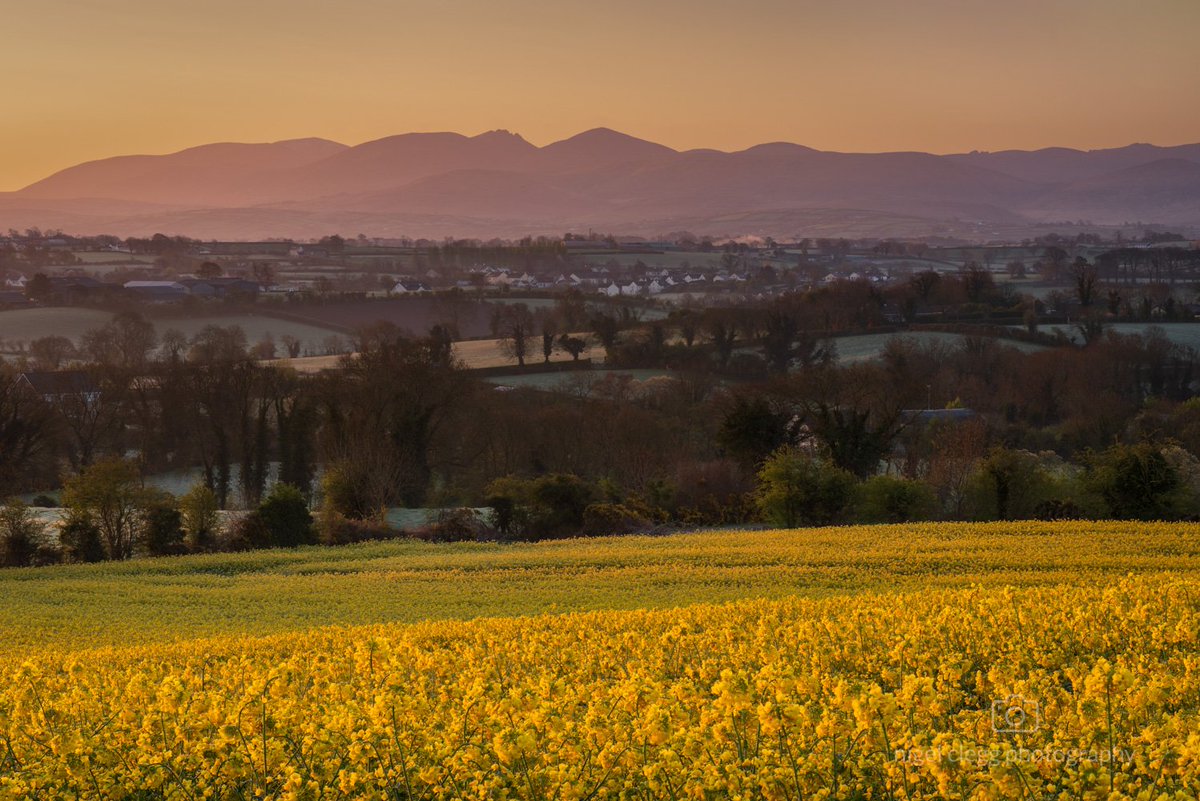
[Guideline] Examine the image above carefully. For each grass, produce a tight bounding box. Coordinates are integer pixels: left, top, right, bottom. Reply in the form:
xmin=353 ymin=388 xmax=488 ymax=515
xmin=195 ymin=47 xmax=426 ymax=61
xmin=0 ymin=307 xmax=113 ymax=345
xmin=151 ymin=313 xmax=342 ymax=352
xmin=483 ymin=367 xmax=671 ymax=390
xmin=0 ymin=308 xmax=342 ymax=354
xmin=267 ymin=335 xmax=598 ymax=373
xmin=1033 ymin=321 xmax=1200 ymax=348
xmin=4 ymin=521 xmax=1198 ymax=655
xmin=834 ymin=330 xmax=1047 ymax=361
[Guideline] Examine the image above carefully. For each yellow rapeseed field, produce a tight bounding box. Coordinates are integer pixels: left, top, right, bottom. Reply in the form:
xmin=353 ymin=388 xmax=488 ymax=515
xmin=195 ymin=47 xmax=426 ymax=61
xmin=0 ymin=523 xmax=1198 ymax=798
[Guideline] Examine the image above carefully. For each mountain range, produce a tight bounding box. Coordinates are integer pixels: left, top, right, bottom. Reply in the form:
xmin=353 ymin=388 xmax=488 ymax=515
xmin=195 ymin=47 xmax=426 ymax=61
xmin=3 ymin=128 xmax=1199 ymax=240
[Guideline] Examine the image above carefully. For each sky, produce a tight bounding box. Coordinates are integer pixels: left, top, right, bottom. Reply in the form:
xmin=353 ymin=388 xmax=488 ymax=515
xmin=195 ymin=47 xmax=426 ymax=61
xmin=2 ymin=0 xmax=1198 ymax=190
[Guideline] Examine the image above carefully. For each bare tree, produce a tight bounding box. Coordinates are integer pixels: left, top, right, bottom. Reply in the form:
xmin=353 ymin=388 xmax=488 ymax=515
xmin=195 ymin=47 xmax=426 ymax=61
xmin=491 ymin=304 xmax=535 ymax=367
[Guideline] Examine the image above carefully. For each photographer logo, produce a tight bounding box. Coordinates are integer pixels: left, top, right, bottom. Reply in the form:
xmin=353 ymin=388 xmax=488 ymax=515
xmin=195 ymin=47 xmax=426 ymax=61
xmin=991 ymin=695 xmax=1040 ymax=734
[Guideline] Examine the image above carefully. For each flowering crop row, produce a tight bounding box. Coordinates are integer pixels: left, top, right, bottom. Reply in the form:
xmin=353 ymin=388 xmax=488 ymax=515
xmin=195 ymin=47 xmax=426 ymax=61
xmin=3 ymin=520 xmax=1200 ymax=654
xmin=1 ymin=574 xmax=1196 ymax=799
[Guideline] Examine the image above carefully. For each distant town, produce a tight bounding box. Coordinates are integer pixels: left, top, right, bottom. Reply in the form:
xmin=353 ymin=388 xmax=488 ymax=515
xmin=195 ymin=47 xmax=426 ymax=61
xmin=4 ymin=227 xmax=1199 ymax=311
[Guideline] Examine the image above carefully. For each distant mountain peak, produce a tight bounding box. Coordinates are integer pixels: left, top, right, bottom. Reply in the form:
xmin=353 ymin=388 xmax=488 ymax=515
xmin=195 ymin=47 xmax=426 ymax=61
xmin=8 ymin=130 xmax=1200 ymax=237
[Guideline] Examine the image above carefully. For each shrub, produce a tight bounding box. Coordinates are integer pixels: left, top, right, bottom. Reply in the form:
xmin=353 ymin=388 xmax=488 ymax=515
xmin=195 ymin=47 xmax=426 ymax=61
xmin=141 ymin=496 xmax=186 ymax=556
xmin=256 ymin=483 xmax=315 ymax=548
xmin=180 ymin=484 xmax=220 ymax=552
xmin=671 ymin=459 xmax=756 ymax=525
xmin=755 ymin=446 xmax=855 ymax=527
xmin=59 ymin=514 xmax=106 ymax=563
xmin=29 ymin=494 xmax=57 ymax=508
xmin=1085 ymin=442 xmax=1182 ymax=520
xmin=484 ymin=474 xmax=595 ymax=540
xmin=1034 ymin=498 xmax=1084 ymax=520
xmin=485 ymin=495 xmax=522 ymax=539
xmin=0 ymin=499 xmax=46 ymax=568
xmin=317 ymin=512 xmax=400 ymax=545
xmin=718 ymin=396 xmax=789 ymax=468
xmin=411 ymin=508 xmax=495 ymax=542
xmin=60 ymin=458 xmax=147 ymax=560
xmin=581 ymin=503 xmax=652 ymax=537
xmin=855 ymin=476 xmax=938 ymax=523
xmin=963 ymin=448 xmax=1064 ymax=521
xmin=319 ymin=462 xmax=377 ymax=520
xmin=224 ymin=512 xmax=272 ymax=552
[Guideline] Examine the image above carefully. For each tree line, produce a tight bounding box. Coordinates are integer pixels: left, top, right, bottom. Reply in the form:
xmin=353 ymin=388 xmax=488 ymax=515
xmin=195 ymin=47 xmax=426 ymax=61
xmin=3 ymin=275 xmax=1200 ymax=564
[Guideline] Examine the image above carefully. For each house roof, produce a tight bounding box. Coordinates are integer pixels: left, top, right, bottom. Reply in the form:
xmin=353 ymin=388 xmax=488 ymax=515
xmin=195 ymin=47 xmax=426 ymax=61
xmin=17 ymin=370 xmax=100 ymax=397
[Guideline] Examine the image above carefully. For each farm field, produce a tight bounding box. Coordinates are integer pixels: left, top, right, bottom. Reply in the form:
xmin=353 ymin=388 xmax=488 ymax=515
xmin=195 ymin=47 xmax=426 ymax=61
xmin=150 ymin=313 xmax=341 ymax=352
xmin=0 ymin=307 xmax=113 ymax=346
xmin=270 ymin=297 xmax=498 ymax=339
xmin=1 ymin=521 xmax=1198 ymax=797
xmin=485 ymin=367 xmax=671 ymax=390
xmin=0 ymin=308 xmax=342 ymax=353
xmin=266 ymin=335 xmax=598 ymax=373
xmin=834 ymin=330 xmax=1047 ymax=362
xmin=1033 ymin=321 xmax=1200 ymax=348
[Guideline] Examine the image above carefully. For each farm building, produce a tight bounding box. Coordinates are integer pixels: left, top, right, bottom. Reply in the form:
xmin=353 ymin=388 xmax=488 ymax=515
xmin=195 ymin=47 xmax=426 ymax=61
xmin=16 ymin=370 xmax=101 ymax=404
xmin=124 ymin=281 xmax=188 ymax=300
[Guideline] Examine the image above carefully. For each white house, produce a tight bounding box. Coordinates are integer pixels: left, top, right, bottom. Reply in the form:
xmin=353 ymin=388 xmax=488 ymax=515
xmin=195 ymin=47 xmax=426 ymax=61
xmin=392 ymin=280 xmax=432 ymax=295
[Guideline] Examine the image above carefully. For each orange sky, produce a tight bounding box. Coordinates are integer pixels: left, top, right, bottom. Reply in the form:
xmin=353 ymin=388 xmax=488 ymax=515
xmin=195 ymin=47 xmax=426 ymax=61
xmin=3 ymin=0 xmax=1198 ymax=190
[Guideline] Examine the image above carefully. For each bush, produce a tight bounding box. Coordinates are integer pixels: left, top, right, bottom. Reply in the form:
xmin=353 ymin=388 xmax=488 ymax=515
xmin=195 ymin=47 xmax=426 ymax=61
xmin=581 ymin=503 xmax=652 ymax=537
xmin=141 ymin=497 xmax=186 ymax=556
xmin=250 ymin=484 xmax=315 ymax=548
xmin=319 ymin=462 xmax=376 ymax=520
xmin=0 ymin=499 xmax=46 ymax=568
xmin=59 ymin=514 xmax=106 ymax=563
xmin=224 ymin=512 xmax=272 ymax=551
xmin=317 ymin=512 xmax=400 ymax=546
xmin=671 ymin=460 xmax=756 ymax=525
xmin=180 ymin=484 xmax=220 ymax=552
xmin=755 ymin=446 xmax=856 ymax=527
xmin=855 ymin=476 xmax=937 ymax=523
xmin=1085 ymin=442 xmax=1183 ymax=520
xmin=963 ymin=448 xmax=1066 ymax=521
xmin=29 ymin=494 xmax=57 ymax=508
xmin=1034 ymin=498 xmax=1084 ymax=520
xmin=411 ymin=508 xmax=495 ymax=542
xmin=484 ymin=474 xmax=596 ymax=540
xmin=60 ymin=457 xmax=147 ymax=560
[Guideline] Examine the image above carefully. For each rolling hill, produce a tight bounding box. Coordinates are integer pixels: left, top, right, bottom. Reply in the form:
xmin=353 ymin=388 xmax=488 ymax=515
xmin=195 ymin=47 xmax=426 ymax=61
xmin=4 ymin=128 xmax=1199 ymax=238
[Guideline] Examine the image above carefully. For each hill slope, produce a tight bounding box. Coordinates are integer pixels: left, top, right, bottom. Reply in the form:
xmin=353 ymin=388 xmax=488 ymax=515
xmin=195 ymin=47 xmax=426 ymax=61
xmin=8 ymin=130 xmax=1200 ymax=237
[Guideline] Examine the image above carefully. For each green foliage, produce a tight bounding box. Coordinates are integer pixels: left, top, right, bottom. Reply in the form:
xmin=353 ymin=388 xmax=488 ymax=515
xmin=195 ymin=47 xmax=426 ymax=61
xmin=755 ymin=446 xmax=855 ymax=527
xmin=963 ymin=448 xmax=1067 ymax=521
xmin=416 ymin=508 xmax=491 ymax=543
xmin=319 ymin=462 xmax=371 ymax=520
xmin=141 ymin=494 xmax=185 ymax=556
xmin=255 ymin=483 xmax=315 ymax=548
xmin=61 ymin=458 xmax=147 ymax=560
xmin=0 ymin=499 xmax=46 ymax=568
xmin=581 ymin=503 xmax=652 ymax=537
xmin=485 ymin=473 xmax=596 ymax=540
xmin=1085 ymin=442 xmax=1183 ymax=520
xmin=718 ymin=396 xmax=790 ymax=467
xmin=59 ymin=514 xmax=106 ymax=564
xmin=855 ymin=476 xmax=938 ymax=523
xmin=179 ymin=484 xmax=220 ymax=552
